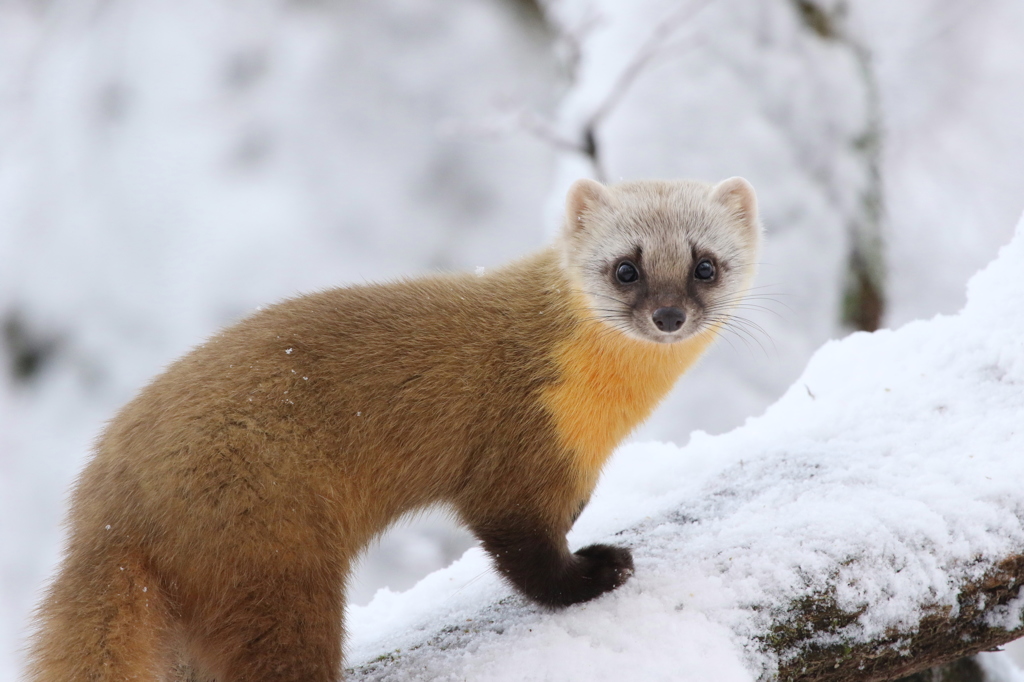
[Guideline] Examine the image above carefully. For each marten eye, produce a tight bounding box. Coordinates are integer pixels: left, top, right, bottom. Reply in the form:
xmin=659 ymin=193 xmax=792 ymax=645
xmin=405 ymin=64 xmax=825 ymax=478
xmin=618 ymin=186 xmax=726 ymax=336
xmin=694 ymin=259 xmax=716 ymax=281
xmin=615 ymin=260 xmax=639 ymax=284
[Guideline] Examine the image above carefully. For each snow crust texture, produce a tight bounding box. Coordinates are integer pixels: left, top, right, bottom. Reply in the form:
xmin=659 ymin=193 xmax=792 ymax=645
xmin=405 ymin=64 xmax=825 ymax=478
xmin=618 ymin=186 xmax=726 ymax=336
xmin=345 ymin=217 xmax=1024 ymax=680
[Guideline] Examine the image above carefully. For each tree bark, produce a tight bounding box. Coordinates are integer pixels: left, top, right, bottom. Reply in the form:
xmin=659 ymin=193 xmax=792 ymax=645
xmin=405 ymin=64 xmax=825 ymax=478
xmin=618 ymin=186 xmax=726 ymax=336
xmin=765 ymin=555 xmax=1024 ymax=681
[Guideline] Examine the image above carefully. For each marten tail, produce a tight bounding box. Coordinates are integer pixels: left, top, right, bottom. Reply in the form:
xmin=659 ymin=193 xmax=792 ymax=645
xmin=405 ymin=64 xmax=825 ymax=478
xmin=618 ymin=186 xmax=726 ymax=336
xmin=26 ymin=547 xmax=175 ymax=681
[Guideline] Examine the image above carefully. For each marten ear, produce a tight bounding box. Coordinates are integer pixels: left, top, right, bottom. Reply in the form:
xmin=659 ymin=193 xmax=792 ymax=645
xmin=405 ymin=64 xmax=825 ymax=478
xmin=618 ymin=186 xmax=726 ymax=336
xmin=712 ymin=176 xmax=759 ymax=242
xmin=712 ymin=178 xmax=761 ymax=246
xmin=564 ymin=178 xmax=611 ymax=235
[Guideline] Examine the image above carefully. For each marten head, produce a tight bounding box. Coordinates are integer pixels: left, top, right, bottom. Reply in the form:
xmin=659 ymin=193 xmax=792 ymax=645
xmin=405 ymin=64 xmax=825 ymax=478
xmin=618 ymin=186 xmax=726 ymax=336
xmin=558 ymin=177 xmax=761 ymax=345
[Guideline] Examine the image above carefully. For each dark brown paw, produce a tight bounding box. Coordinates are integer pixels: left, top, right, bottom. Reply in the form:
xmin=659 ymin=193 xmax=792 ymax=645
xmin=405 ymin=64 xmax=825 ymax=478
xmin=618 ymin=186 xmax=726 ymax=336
xmin=476 ymin=523 xmax=635 ymax=608
xmin=574 ymin=543 xmax=634 ymax=597
xmin=518 ymin=543 xmax=634 ymax=607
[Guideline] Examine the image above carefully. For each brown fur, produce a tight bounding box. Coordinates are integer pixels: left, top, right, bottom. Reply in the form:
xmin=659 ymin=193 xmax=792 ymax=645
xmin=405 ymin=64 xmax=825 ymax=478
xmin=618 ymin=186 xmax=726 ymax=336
xmin=26 ymin=178 xmax=760 ymax=681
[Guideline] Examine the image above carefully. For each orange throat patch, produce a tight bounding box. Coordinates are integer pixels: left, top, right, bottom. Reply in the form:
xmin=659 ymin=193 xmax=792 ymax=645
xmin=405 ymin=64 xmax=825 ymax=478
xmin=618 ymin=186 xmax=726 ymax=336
xmin=540 ymin=306 xmax=717 ymax=480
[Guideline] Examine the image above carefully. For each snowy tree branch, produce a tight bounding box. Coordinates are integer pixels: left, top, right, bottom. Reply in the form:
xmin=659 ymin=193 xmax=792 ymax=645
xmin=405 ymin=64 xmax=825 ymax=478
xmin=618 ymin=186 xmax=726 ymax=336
xmin=765 ymin=554 xmax=1024 ymax=681
xmin=343 ymin=523 xmax=1024 ymax=681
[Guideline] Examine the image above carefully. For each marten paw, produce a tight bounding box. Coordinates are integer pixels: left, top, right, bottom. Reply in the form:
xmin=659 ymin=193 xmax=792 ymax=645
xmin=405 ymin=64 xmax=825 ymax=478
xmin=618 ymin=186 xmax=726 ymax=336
xmin=569 ymin=543 xmax=634 ymax=603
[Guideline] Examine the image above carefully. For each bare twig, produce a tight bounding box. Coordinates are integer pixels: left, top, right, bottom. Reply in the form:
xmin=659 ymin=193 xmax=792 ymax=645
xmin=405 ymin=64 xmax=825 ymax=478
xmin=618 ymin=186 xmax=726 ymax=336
xmin=517 ymin=0 xmax=713 ymax=181
xmin=583 ymin=0 xmax=714 ymax=130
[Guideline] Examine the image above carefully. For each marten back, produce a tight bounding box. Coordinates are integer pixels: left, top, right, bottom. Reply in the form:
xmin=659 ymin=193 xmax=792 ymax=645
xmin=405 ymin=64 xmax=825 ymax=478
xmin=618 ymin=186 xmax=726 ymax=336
xmin=27 ymin=176 xmax=761 ymax=682
xmin=98 ymin=251 xmax=576 ymax=547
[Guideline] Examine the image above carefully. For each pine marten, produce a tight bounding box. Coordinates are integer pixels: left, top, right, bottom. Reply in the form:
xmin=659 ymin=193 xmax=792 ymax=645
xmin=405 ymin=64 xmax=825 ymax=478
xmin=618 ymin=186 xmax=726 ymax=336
xmin=27 ymin=177 xmax=761 ymax=681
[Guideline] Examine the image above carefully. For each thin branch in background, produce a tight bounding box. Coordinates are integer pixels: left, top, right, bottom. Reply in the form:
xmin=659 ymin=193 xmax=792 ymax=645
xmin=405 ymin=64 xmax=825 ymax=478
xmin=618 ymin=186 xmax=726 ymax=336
xmin=582 ymin=0 xmax=714 ymax=131
xmin=516 ymin=109 xmax=593 ymax=156
xmin=514 ymin=0 xmax=714 ymax=181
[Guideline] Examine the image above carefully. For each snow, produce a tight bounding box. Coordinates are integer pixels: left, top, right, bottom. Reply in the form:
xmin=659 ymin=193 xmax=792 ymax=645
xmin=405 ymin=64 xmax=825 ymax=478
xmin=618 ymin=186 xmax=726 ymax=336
xmin=344 ymin=215 xmax=1024 ymax=679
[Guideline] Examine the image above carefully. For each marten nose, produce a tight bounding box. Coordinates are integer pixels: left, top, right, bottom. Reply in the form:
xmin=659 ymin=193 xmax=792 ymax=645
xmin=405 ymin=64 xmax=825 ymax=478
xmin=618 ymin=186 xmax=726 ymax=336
xmin=652 ymin=307 xmax=685 ymax=332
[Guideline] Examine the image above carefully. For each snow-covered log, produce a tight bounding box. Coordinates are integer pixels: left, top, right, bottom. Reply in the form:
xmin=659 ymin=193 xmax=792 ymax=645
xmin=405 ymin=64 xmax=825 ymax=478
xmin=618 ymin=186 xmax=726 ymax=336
xmin=766 ymin=554 xmax=1024 ymax=681
xmin=341 ymin=218 xmax=1024 ymax=681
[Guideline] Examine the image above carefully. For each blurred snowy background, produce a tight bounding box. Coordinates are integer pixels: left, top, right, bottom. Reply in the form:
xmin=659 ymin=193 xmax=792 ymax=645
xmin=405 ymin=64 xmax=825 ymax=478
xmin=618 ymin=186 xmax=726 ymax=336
xmin=1 ymin=0 xmax=1022 ymax=677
